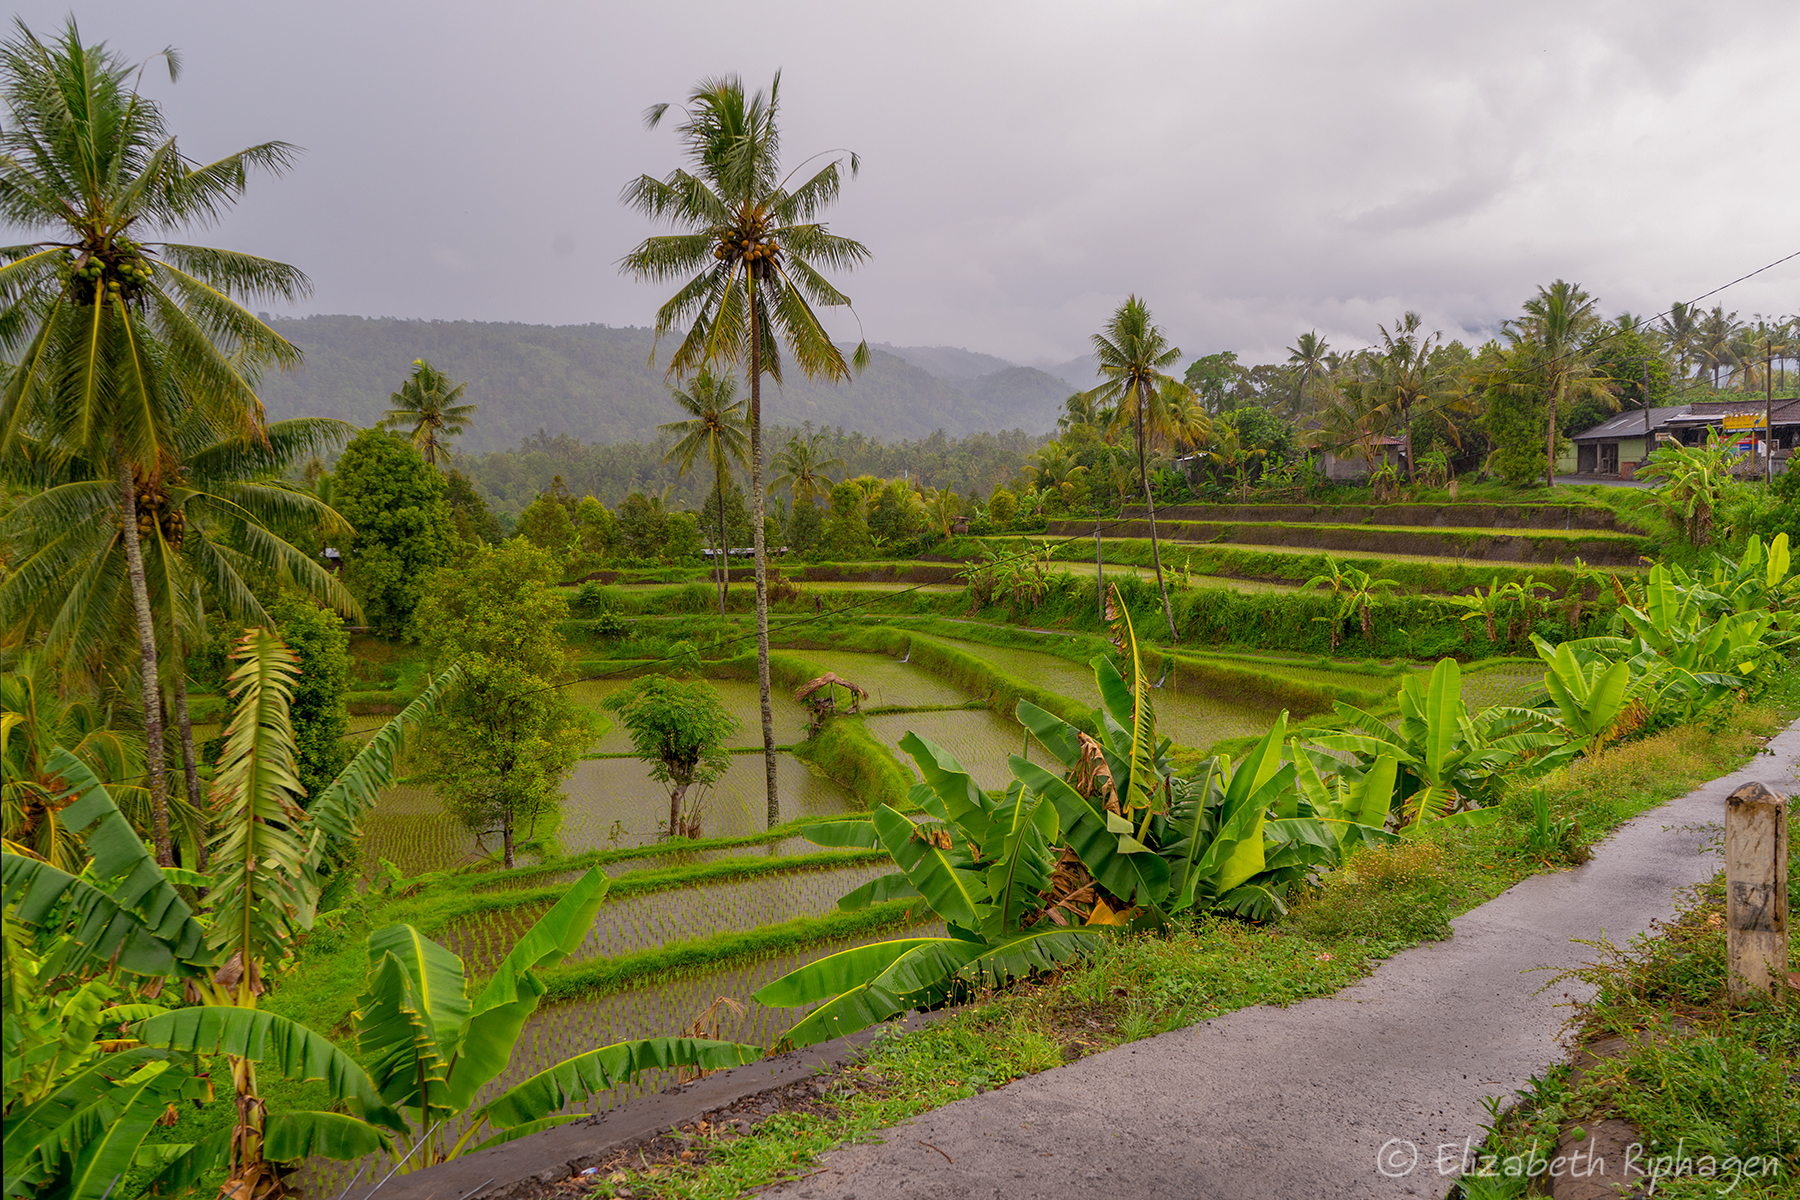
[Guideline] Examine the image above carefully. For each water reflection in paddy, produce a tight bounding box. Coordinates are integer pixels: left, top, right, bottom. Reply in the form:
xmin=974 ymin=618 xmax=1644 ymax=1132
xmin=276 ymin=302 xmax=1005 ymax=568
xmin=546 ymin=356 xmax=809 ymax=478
xmin=560 ymin=752 xmax=854 ymax=852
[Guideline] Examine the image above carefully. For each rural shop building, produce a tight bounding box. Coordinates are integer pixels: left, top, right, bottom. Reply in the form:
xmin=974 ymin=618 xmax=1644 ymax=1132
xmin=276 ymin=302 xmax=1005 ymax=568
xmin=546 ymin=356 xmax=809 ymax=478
xmin=1662 ymin=396 xmax=1800 ymax=473
xmin=1563 ymin=405 xmax=1690 ymax=479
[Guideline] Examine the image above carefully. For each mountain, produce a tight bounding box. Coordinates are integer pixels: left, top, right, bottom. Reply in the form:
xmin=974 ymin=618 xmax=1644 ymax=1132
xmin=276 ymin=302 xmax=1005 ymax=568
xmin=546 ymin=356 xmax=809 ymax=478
xmin=255 ymin=316 xmax=1065 ymax=452
xmin=874 ymin=342 xmax=1016 ymax=381
xmin=1036 ymin=354 xmax=1098 ymax=391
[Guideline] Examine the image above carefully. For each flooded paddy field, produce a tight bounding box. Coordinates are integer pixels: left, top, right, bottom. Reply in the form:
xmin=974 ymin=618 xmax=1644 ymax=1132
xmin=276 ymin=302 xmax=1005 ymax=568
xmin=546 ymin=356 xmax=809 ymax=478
xmin=559 ymin=752 xmax=855 ymax=851
xmin=864 ymin=708 xmax=1037 ymax=790
xmin=567 ymin=676 xmax=812 ymax=751
xmin=442 ymin=859 xmax=896 ymax=974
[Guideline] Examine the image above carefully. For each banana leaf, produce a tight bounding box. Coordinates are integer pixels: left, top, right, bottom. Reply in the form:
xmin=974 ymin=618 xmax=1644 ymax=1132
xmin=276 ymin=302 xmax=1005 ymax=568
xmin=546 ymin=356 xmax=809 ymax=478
xmin=1015 ymin=759 xmax=1170 ymax=907
xmin=982 ymin=788 xmax=1057 ymax=937
xmin=136 ymin=1007 xmax=404 ymax=1132
xmin=360 ymin=924 xmax=472 ymax=1095
xmin=770 ymin=981 xmax=910 ymax=1051
xmin=898 ymin=732 xmax=994 ymax=845
xmin=753 ymin=938 xmax=947 ymax=1007
xmin=1014 ymin=699 xmax=1082 ymax=768
xmin=799 ymin=818 xmax=880 ymax=849
xmin=445 ymin=866 xmax=610 ymax=1112
xmin=870 ymin=805 xmax=985 ymax=928
xmin=835 ymin=871 xmax=921 ymax=911
xmin=479 ymin=1039 xmax=758 ymax=1129
xmin=6 ymin=749 xmax=210 ymax=971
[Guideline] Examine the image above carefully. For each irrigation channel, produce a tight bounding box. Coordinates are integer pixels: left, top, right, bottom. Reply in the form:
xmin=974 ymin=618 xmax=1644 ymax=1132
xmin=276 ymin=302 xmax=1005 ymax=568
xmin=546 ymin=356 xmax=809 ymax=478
xmin=299 ymin=626 xmax=1542 ymax=1195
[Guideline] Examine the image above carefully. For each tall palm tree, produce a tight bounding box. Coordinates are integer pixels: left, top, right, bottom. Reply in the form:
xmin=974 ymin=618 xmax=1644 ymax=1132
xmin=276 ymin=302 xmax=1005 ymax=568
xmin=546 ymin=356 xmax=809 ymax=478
xmin=659 ymin=367 xmax=748 ymax=614
xmin=1084 ymin=296 xmax=1186 ymax=641
xmin=771 ymin=429 xmax=844 ymax=509
xmin=622 ymin=74 xmax=870 ymax=826
xmin=1058 ymin=389 xmax=1106 ymax=434
xmin=1503 ymin=280 xmax=1609 ymax=488
xmin=383 ymin=357 xmax=475 ymax=466
xmin=1362 ymin=312 xmax=1453 ymax=483
xmin=1693 ymin=305 xmax=1741 ymax=391
xmin=0 ymin=20 xmax=307 ymax=863
xmin=1658 ymin=300 xmax=1699 ymax=386
xmin=1 ymin=412 xmax=358 ymax=858
xmin=1284 ymin=330 xmax=1333 ymax=419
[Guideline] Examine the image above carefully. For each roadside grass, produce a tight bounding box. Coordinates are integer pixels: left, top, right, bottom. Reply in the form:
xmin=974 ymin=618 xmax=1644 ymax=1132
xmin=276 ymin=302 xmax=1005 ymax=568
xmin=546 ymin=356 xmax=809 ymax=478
xmin=1460 ymin=812 xmax=1800 ymax=1199
xmin=582 ymin=686 xmax=1797 ymax=1200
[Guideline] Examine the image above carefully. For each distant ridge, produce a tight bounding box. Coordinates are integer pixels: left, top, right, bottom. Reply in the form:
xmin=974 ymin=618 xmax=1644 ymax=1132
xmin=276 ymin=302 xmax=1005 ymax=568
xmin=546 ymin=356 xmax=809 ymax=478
xmin=256 ymin=316 xmax=1069 ymax=452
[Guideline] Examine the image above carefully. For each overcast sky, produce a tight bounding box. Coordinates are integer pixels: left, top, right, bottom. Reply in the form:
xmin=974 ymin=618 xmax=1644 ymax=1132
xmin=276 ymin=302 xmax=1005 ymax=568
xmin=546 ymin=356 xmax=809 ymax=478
xmin=15 ymin=0 xmax=1799 ymax=368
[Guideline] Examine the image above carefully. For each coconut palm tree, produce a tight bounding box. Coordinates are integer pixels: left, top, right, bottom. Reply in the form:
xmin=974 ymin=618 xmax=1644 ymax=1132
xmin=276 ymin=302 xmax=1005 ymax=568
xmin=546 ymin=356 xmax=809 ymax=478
xmin=1362 ymin=312 xmax=1455 ymax=483
xmin=1084 ymin=296 xmax=1187 ymax=640
xmin=0 ymin=20 xmax=308 ymax=863
xmin=1503 ymin=281 xmax=1611 ymax=488
xmin=1284 ymin=330 xmax=1333 ymax=419
xmin=771 ymin=429 xmax=844 ymax=510
xmin=383 ymin=358 xmax=476 ymax=466
xmin=1658 ymin=300 xmax=1700 ymax=387
xmin=1 ymin=413 xmax=358 ymax=858
xmin=621 ymin=74 xmax=870 ymax=826
xmin=659 ymin=367 xmax=748 ymax=614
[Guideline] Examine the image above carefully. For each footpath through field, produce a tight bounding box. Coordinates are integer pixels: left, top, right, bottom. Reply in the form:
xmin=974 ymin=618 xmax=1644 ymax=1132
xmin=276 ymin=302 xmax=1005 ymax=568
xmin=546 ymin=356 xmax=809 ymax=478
xmin=764 ymin=717 xmax=1800 ymax=1200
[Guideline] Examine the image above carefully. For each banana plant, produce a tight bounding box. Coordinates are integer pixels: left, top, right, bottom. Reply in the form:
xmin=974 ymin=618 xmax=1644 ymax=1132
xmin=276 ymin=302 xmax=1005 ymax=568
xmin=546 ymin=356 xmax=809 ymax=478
xmin=760 ymin=733 xmax=1105 ymax=1051
xmin=1307 ymin=658 xmax=1559 ymax=830
xmin=3 ymin=752 xmax=398 ymax=1200
xmin=353 ymin=867 xmax=759 ymax=1166
xmin=1531 ymin=635 xmax=1631 ymax=753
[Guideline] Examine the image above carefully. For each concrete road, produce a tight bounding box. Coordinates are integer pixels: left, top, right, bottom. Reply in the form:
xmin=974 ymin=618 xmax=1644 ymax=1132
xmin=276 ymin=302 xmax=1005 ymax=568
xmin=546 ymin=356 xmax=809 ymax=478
xmin=763 ymin=719 xmax=1800 ymax=1200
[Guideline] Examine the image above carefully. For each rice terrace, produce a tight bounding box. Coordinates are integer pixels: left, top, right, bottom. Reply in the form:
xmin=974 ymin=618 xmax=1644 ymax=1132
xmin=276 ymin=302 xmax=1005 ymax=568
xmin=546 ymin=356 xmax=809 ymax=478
xmin=4 ymin=11 xmax=1799 ymax=1200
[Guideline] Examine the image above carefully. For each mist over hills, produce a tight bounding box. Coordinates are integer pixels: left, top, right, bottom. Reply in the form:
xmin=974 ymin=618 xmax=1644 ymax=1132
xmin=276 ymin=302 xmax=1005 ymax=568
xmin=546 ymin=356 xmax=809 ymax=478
xmin=257 ymin=316 xmax=1074 ymax=453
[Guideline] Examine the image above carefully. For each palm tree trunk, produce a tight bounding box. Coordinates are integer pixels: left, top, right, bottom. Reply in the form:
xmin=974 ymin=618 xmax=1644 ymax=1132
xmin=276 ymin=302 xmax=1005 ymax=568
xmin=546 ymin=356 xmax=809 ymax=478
xmin=502 ymin=810 xmax=516 ymax=870
xmin=119 ymin=456 xmax=173 ymax=866
xmin=1095 ymin=515 xmax=1104 ymax=622
xmin=747 ymin=284 xmax=780 ymax=827
xmin=716 ymin=464 xmax=729 ymax=615
xmin=1136 ymin=386 xmax=1178 ymax=642
xmin=1543 ymin=377 xmax=1562 ymax=488
xmin=1402 ymin=400 xmax=1415 ymax=485
xmin=171 ymin=667 xmax=206 ymax=872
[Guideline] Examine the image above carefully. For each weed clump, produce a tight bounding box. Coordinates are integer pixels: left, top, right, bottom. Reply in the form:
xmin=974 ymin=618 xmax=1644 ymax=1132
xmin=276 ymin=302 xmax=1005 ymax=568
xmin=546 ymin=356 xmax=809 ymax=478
xmin=1284 ymin=839 xmax=1460 ymax=945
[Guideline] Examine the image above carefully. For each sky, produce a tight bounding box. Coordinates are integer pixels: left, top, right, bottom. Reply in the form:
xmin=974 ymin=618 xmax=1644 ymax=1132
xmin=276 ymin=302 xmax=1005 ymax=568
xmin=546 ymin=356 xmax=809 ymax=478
xmin=14 ymin=0 xmax=1800 ymax=369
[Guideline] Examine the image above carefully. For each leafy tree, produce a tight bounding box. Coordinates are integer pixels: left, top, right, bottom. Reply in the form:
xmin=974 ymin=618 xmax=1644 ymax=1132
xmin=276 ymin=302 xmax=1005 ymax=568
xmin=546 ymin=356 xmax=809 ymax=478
xmin=1085 ymin=296 xmax=1187 ymax=640
xmin=267 ymin=593 xmax=352 ymax=803
xmin=987 ymin=487 xmax=1018 ymax=528
xmin=825 ymin=480 xmax=872 ymax=559
xmin=516 ymin=490 xmax=580 ymax=562
xmin=617 ymin=491 xmax=668 ymax=560
xmin=664 ymin=510 xmax=702 ymax=562
xmin=334 ymin=430 xmax=457 ymax=637
xmin=444 ymin=467 xmax=502 ymax=545
xmin=786 ymin=499 xmax=824 ymax=556
xmin=659 ymin=368 xmax=748 ymax=612
xmin=415 ymin=538 xmax=590 ymax=867
xmin=0 ymin=20 xmax=308 ymax=863
xmin=382 ymin=358 xmax=475 ymax=466
xmin=575 ymin=494 xmax=621 ymax=563
xmin=700 ymin=479 xmax=753 ymax=551
xmin=1183 ymin=351 xmax=1243 ymax=415
xmin=602 ymin=675 xmax=740 ymax=839
xmin=623 ymin=73 xmax=871 ymax=827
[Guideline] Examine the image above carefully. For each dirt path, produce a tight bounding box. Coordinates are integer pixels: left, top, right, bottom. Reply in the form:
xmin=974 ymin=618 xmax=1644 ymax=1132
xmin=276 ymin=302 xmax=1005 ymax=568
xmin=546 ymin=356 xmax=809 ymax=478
xmin=762 ymin=718 xmax=1800 ymax=1200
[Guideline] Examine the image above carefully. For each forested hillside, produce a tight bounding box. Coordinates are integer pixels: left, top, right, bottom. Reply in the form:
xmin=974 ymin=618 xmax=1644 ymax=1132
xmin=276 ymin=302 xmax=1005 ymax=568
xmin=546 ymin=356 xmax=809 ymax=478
xmin=258 ymin=316 xmax=1070 ymax=450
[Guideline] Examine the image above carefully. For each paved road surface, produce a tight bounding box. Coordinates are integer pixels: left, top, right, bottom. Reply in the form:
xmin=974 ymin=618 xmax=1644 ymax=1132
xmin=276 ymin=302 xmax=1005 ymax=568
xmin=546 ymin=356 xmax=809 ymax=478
xmin=763 ymin=719 xmax=1800 ymax=1200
